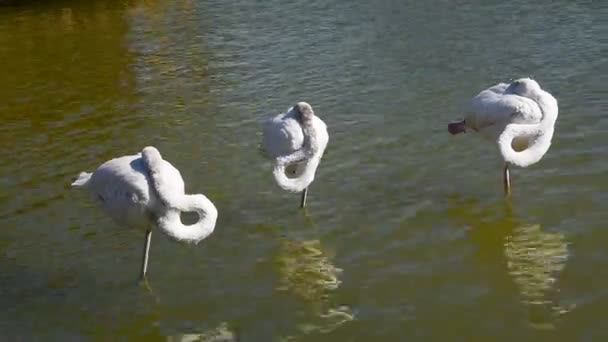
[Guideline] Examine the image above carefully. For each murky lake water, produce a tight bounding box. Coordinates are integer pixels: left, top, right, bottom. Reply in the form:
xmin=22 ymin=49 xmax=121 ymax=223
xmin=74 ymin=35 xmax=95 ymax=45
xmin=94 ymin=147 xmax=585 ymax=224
xmin=0 ymin=0 xmax=606 ymax=340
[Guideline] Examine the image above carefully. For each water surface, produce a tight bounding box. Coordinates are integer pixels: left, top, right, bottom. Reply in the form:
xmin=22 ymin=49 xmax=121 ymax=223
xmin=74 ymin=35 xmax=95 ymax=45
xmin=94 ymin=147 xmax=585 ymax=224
xmin=0 ymin=0 xmax=606 ymax=340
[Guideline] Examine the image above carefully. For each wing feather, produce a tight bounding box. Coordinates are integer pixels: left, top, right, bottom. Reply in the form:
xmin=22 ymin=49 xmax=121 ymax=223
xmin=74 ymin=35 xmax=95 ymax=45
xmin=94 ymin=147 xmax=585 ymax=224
xmin=467 ymin=83 xmax=543 ymax=131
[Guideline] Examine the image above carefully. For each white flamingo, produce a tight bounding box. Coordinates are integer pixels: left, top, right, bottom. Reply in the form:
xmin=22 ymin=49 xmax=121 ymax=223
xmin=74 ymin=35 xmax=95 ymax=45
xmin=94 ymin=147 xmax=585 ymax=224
xmin=262 ymin=102 xmax=329 ymax=207
xmin=71 ymin=146 xmax=218 ymax=279
xmin=448 ymin=78 xmax=558 ymax=195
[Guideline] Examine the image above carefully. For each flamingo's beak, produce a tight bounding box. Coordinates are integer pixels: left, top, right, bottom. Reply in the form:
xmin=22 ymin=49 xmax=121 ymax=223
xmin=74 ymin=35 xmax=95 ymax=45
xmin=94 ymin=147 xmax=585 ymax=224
xmin=448 ymin=120 xmax=466 ymax=135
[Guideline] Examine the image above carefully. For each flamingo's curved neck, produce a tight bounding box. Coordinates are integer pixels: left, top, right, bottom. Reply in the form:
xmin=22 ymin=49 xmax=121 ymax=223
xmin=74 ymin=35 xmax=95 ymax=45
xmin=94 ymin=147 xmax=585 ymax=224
xmin=141 ymin=146 xmax=217 ymax=244
xmin=156 ymin=194 xmax=218 ymax=244
xmin=534 ymin=91 xmax=559 ymax=128
xmin=497 ymin=90 xmax=558 ymax=168
xmin=272 ymin=117 xmax=324 ymax=193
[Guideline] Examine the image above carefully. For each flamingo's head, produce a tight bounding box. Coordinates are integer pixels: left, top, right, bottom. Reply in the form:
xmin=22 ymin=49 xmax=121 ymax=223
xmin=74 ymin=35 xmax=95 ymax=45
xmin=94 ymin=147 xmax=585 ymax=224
xmin=293 ymin=102 xmax=314 ymax=124
xmin=506 ymin=78 xmax=541 ymax=97
xmin=448 ymin=120 xmax=466 ymax=135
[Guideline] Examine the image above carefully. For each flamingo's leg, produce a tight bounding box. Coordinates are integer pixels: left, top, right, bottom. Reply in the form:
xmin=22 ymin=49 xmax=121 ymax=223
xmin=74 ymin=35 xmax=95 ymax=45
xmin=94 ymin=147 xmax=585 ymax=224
xmin=300 ymin=188 xmax=308 ymax=208
xmin=140 ymin=229 xmax=152 ymax=279
xmin=503 ymin=163 xmax=511 ymax=197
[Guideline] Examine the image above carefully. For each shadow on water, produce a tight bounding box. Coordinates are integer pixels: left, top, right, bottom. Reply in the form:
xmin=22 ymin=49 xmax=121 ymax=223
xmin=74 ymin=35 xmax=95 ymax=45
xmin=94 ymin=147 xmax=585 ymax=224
xmin=0 ymin=0 xmax=71 ymax=7
xmin=0 ymin=255 xmax=157 ymax=338
xmin=447 ymin=195 xmax=571 ymax=330
xmin=0 ymin=0 xmax=141 ymax=223
xmin=0 ymin=3 xmax=144 ymax=337
xmin=0 ymin=252 xmax=245 ymax=340
xmin=0 ymin=0 xmax=217 ymax=339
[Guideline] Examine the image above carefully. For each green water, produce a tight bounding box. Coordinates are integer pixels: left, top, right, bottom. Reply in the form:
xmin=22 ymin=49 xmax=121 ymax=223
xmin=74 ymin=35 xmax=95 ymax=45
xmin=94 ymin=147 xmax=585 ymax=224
xmin=0 ymin=0 xmax=606 ymax=340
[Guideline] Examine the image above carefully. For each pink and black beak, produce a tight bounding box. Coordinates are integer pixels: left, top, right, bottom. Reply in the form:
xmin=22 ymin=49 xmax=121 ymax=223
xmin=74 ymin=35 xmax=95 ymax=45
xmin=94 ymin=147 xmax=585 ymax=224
xmin=448 ymin=120 xmax=466 ymax=135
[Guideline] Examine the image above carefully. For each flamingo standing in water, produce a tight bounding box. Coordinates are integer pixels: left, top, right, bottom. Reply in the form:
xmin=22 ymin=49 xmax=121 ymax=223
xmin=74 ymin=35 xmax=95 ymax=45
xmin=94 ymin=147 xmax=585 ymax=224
xmin=71 ymin=146 xmax=218 ymax=279
xmin=448 ymin=78 xmax=558 ymax=195
xmin=262 ymin=102 xmax=329 ymax=208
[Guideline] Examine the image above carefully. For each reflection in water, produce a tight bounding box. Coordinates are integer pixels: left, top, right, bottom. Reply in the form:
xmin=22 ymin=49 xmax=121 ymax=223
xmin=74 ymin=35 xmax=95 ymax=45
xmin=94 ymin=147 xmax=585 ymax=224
xmin=504 ymin=224 xmax=567 ymax=305
xmin=274 ymin=237 xmax=354 ymax=338
xmin=449 ymin=197 xmax=570 ymax=328
xmin=504 ymin=223 xmax=571 ymax=328
xmin=166 ymin=322 xmax=237 ymax=342
xmin=275 ymin=238 xmax=341 ymax=301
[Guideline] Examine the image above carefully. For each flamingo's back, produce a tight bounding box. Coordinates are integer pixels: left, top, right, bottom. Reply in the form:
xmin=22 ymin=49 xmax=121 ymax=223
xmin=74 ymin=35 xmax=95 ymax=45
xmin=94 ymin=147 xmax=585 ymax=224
xmin=467 ymin=82 xmax=543 ymax=142
xmin=85 ymin=154 xmax=157 ymax=229
xmin=73 ymin=147 xmax=188 ymax=231
xmin=262 ymin=111 xmax=305 ymax=159
xmin=263 ymin=107 xmax=329 ymax=180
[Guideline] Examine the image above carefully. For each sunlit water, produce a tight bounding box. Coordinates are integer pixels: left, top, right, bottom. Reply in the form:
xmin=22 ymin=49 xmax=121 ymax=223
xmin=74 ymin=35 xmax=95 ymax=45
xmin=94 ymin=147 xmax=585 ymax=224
xmin=0 ymin=0 xmax=606 ymax=340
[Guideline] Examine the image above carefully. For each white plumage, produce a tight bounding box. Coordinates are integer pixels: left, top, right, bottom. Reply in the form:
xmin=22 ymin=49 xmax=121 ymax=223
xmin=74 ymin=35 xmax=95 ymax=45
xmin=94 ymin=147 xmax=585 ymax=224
xmin=448 ymin=78 xmax=558 ymax=194
xmin=262 ymin=102 xmax=329 ymax=206
xmin=71 ymin=146 xmax=218 ymax=278
xmin=467 ymin=83 xmax=543 ymax=141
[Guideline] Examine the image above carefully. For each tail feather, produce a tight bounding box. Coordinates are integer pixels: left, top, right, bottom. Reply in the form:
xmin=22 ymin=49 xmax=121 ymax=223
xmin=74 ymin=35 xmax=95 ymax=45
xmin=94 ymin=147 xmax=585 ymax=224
xmin=71 ymin=172 xmax=92 ymax=187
